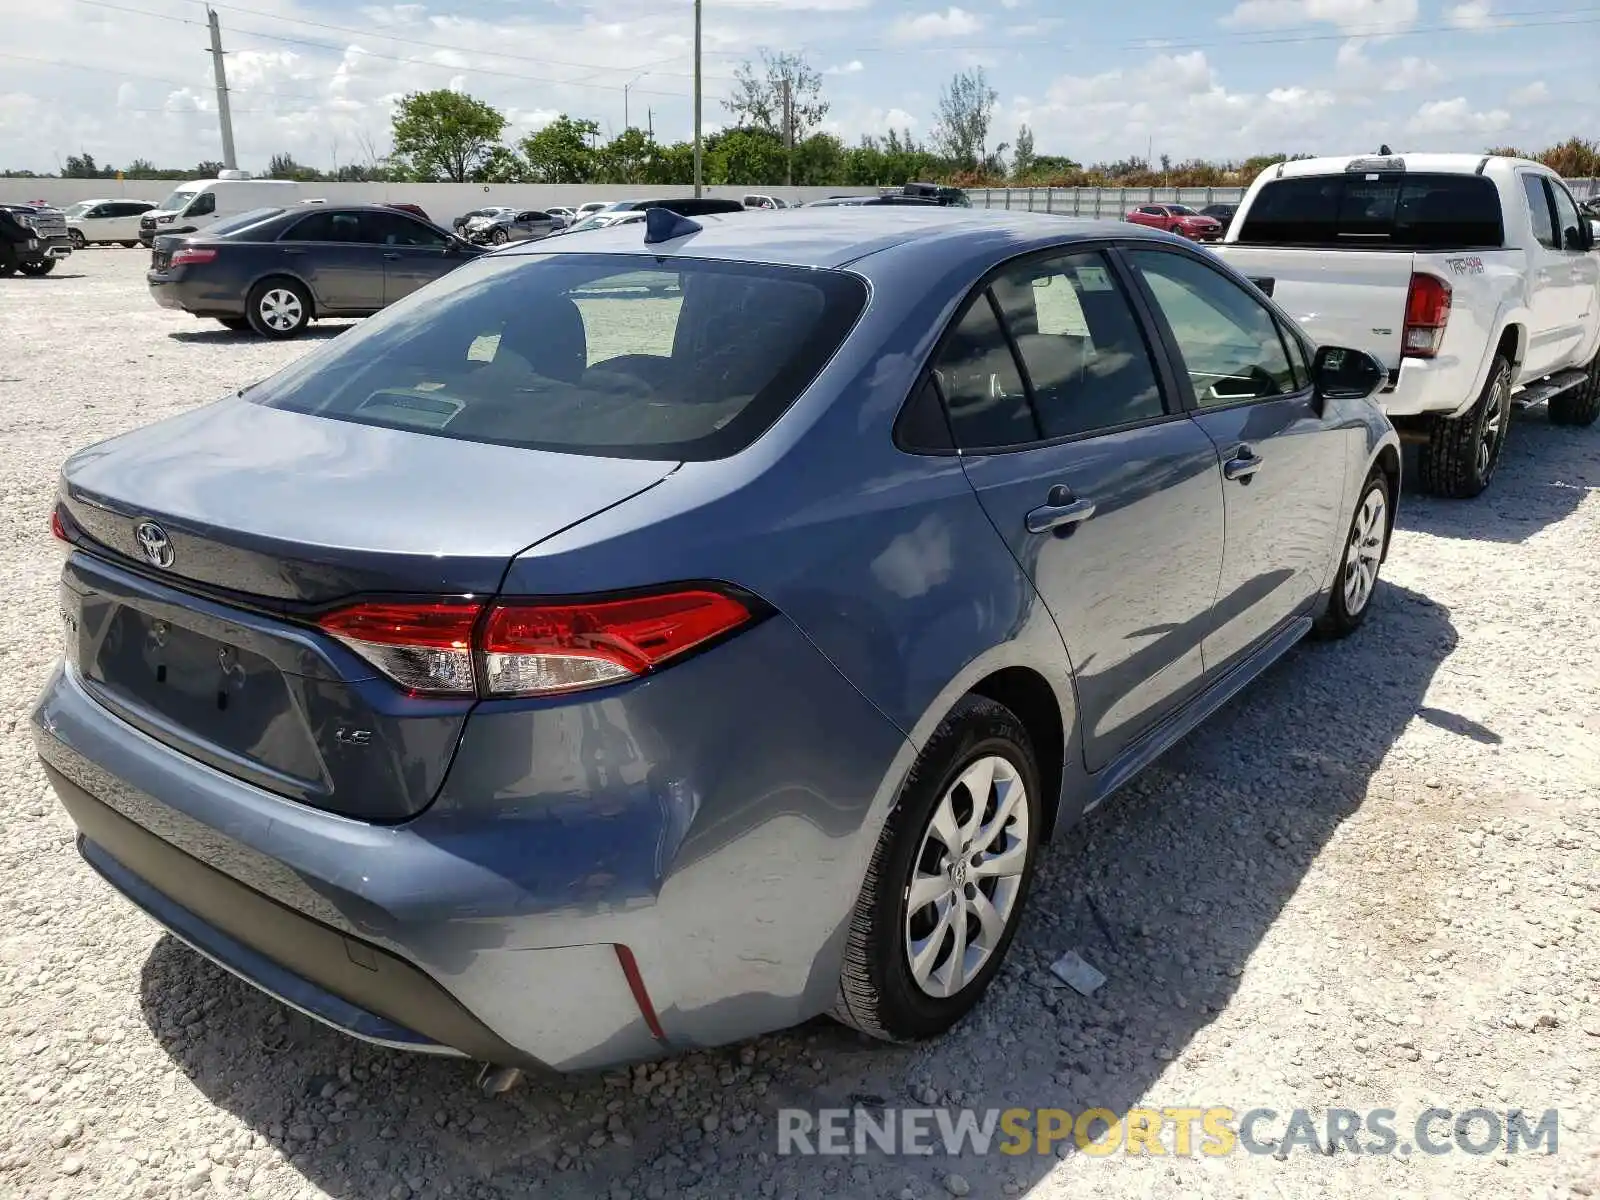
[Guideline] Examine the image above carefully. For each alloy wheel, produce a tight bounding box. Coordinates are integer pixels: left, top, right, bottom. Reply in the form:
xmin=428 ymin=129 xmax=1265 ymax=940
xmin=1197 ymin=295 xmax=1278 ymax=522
xmin=904 ymin=755 xmax=1031 ymax=999
xmin=1342 ymin=485 xmax=1387 ymax=616
xmin=1477 ymin=373 xmax=1510 ymax=480
xmin=258 ymin=288 xmax=303 ymax=332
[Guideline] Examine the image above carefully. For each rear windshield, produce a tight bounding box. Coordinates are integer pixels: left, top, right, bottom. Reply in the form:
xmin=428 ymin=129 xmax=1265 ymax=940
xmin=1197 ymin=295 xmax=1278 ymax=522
xmin=1236 ymin=172 xmax=1504 ymax=248
xmin=248 ymin=253 xmax=868 ymax=461
xmin=209 ymin=207 xmax=285 ymax=236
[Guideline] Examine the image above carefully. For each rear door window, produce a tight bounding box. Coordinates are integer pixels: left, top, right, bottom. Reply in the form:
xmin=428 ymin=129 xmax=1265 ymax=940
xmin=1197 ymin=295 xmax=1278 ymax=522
xmin=1521 ymin=175 xmax=1557 ymax=249
xmin=1236 ymin=172 xmax=1504 ymax=248
xmin=989 ymin=251 xmax=1166 ymax=438
xmin=248 ymin=253 xmax=868 ymax=461
xmin=283 ymin=211 xmax=361 ymax=242
xmin=931 ymin=296 xmax=1034 ymax=449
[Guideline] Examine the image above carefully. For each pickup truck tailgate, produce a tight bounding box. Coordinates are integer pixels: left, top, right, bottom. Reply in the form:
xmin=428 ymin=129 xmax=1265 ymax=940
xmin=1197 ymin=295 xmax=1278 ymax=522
xmin=1213 ymin=246 xmax=1414 ymax=369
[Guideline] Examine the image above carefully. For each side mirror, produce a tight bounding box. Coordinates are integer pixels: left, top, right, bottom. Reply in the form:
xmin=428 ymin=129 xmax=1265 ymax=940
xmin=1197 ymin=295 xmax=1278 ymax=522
xmin=1585 ymin=219 xmax=1599 ymax=250
xmin=1312 ymin=346 xmax=1385 ymax=401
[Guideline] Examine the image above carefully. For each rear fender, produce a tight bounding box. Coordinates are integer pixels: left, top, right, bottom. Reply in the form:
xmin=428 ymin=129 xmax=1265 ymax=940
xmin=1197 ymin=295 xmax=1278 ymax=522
xmin=248 ymin=269 xmax=320 ymax=317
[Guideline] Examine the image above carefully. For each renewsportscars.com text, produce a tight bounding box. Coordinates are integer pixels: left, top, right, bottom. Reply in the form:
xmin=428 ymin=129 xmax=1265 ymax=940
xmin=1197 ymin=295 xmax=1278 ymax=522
xmin=776 ymin=1106 xmax=1560 ymax=1158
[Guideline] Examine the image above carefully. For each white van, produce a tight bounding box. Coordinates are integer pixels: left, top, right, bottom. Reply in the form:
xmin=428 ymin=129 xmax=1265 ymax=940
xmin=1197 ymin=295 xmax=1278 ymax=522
xmin=137 ymin=172 xmax=302 ymax=246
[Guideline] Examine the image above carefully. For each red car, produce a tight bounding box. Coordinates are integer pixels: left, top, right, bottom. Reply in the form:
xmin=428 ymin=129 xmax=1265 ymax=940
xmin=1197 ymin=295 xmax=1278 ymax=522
xmin=1125 ymin=204 xmax=1224 ymax=242
xmin=385 ymin=202 xmax=432 ymax=224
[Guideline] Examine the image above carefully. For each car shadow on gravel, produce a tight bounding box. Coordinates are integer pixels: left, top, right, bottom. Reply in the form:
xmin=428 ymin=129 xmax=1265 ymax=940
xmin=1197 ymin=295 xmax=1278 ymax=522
xmin=135 ymin=580 xmax=1457 ymax=1200
xmin=167 ymin=325 xmax=354 ymax=345
xmin=1398 ymin=412 xmax=1598 ymax=543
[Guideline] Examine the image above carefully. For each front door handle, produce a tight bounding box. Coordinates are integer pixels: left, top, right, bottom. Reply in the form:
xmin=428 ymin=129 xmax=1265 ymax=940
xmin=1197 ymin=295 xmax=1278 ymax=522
xmin=1223 ymin=446 xmax=1264 ymax=482
xmin=281 ymin=248 xmax=304 ymax=256
xmin=1026 ymin=486 xmax=1097 ymax=534
xmin=382 ymin=251 xmax=402 ymax=260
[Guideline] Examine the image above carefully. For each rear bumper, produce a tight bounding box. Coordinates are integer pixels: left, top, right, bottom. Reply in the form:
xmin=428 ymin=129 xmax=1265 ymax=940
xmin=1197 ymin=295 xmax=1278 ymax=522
xmin=147 ymin=273 xmax=246 ymax=317
xmin=33 ymin=600 xmax=909 ymax=1068
xmin=1378 ymin=354 xmax=1482 ymax=419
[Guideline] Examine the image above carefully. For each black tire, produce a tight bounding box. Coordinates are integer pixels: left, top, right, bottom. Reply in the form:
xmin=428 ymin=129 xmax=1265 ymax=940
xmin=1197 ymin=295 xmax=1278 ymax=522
xmin=245 ymin=278 xmax=311 ymax=339
xmin=489 ymin=227 xmax=509 ymax=245
xmin=0 ymin=263 xmax=14 ymax=278
xmin=1549 ymin=350 xmax=1600 ymax=427
xmin=834 ymin=695 xmax=1043 ymax=1042
xmin=121 ymin=241 xmax=138 ymax=249
xmin=1418 ymin=355 xmax=1511 ymax=498
xmin=69 ymin=229 xmax=86 ymax=250
xmin=1314 ymin=469 xmax=1391 ymax=639
xmin=217 ymin=317 xmax=251 ymax=332
xmin=17 ymin=258 xmax=56 ymax=276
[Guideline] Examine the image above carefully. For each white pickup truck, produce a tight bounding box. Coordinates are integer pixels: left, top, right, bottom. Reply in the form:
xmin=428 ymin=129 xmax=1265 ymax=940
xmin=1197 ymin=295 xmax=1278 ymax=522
xmin=1214 ymin=153 xmax=1600 ymax=497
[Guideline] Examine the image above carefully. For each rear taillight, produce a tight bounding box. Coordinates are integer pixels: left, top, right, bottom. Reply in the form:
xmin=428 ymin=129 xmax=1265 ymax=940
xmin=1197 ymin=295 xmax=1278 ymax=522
xmin=50 ymin=508 xmax=68 ymax=542
xmin=1403 ymin=273 xmax=1451 ymax=358
xmin=317 ymin=601 xmax=479 ymax=694
xmin=315 ymin=587 xmax=755 ymax=698
xmin=169 ymin=247 xmax=216 ymax=266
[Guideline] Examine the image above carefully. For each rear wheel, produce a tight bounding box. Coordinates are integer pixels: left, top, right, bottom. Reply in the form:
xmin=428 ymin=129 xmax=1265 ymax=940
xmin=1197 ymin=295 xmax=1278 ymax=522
xmin=121 ymin=240 xmax=138 ymax=249
xmin=1549 ymin=350 xmax=1600 ymax=427
xmin=1418 ymin=355 xmax=1511 ymax=498
xmin=1314 ymin=470 xmax=1390 ymax=639
xmin=834 ymin=696 xmax=1042 ymax=1042
xmin=246 ymin=278 xmax=311 ymax=338
xmin=69 ymin=229 xmax=86 ymax=249
xmin=17 ymin=258 xmax=56 ymax=276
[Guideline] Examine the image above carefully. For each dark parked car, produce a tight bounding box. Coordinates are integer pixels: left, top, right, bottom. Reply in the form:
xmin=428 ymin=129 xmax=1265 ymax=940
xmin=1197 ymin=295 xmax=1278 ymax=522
xmin=1201 ymin=202 xmax=1239 ymax=225
xmin=146 ymin=205 xmax=484 ymax=338
xmin=805 ymin=195 xmax=940 ymax=207
xmin=0 ymin=203 xmax=73 ymax=276
xmin=600 ymin=197 xmax=746 ymax=216
xmin=41 ymin=209 xmax=1397 ymax=1078
xmin=902 ymin=182 xmax=970 ymax=206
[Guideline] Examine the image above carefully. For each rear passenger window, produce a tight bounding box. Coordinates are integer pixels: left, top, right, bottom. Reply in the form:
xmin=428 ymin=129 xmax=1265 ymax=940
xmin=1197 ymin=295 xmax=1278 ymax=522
xmin=932 ymin=296 xmax=1035 ymax=449
xmin=1522 ymin=176 xmax=1557 ymax=249
xmin=990 ymin=252 xmax=1165 ymax=438
xmin=284 ymin=211 xmax=360 ymax=242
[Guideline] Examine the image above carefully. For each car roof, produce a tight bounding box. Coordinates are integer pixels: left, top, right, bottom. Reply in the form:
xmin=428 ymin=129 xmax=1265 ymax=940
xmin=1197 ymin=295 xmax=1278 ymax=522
xmin=500 ymin=207 xmax=1156 ymax=271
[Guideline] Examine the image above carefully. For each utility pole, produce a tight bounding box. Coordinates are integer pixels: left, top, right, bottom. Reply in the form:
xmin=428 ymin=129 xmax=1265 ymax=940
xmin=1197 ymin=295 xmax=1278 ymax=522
xmin=206 ymin=7 xmax=237 ymax=170
xmin=692 ymin=0 xmax=702 ymax=197
xmin=782 ymin=78 xmax=793 ymax=187
xmin=648 ymin=108 xmax=654 ymax=141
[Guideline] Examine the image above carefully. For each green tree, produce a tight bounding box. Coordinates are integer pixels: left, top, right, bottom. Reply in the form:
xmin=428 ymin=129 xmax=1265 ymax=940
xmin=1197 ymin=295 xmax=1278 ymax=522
xmin=932 ymin=68 xmax=997 ymax=172
xmin=195 ymin=160 xmax=225 ymax=177
xmin=519 ymin=115 xmax=599 ymax=183
xmin=643 ymin=140 xmax=696 ymax=186
xmin=707 ymin=127 xmax=787 ymax=185
xmin=63 ymin=152 xmax=114 ymax=179
xmin=1011 ymin=124 xmax=1035 ymax=179
xmin=391 ymin=89 xmax=508 ymax=182
xmin=598 ymin=128 xmax=655 ymax=184
xmin=791 ymin=133 xmax=844 ymax=186
xmin=267 ymin=152 xmax=321 ymax=181
xmin=475 ymin=145 xmax=529 ymax=183
xmin=724 ymin=51 xmax=829 ymax=142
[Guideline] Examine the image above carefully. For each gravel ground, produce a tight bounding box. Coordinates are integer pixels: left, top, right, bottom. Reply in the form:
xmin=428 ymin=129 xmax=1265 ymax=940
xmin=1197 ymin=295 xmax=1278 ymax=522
xmin=2 ymin=251 xmax=1598 ymax=1200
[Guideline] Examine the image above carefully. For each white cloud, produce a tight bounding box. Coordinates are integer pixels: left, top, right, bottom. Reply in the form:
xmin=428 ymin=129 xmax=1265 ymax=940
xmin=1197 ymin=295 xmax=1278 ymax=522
xmin=824 ymin=60 xmax=865 ymax=75
xmin=1334 ymin=41 xmax=1442 ymax=91
xmin=892 ymin=7 xmax=984 ymax=41
xmin=1508 ymin=80 xmax=1549 ymax=106
xmin=1222 ymin=0 xmax=1419 ymax=36
xmin=1406 ymin=97 xmax=1511 ymax=136
xmin=1446 ymin=0 xmax=1494 ymax=30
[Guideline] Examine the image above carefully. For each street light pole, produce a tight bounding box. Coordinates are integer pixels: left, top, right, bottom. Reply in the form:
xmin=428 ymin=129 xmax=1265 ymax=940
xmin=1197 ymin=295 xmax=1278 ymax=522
xmin=693 ymin=0 xmax=702 ymax=197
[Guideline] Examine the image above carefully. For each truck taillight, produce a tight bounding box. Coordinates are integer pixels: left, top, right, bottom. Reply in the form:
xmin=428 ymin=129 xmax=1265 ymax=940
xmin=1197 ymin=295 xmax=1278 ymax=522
xmin=1403 ymin=273 xmax=1451 ymax=358
xmin=169 ymin=247 xmax=217 ymax=266
xmin=315 ymin=587 xmax=757 ymax=698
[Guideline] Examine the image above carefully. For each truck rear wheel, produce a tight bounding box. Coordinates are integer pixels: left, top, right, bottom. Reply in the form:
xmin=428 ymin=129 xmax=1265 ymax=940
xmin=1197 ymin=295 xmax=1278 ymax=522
xmin=1549 ymin=351 xmax=1600 ymax=427
xmin=17 ymin=258 xmax=57 ymax=277
xmin=1419 ymin=355 xmax=1511 ymax=499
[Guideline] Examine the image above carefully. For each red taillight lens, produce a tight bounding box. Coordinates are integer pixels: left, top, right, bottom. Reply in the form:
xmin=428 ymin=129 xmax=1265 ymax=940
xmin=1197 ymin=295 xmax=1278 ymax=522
xmin=481 ymin=589 xmax=753 ymax=697
xmin=314 ymin=588 xmax=755 ymax=698
xmin=317 ymin=601 xmax=480 ymax=694
xmin=50 ymin=508 xmax=68 ymax=542
xmin=169 ymin=247 xmax=217 ymax=267
xmin=1403 ymin=273 xmax=1451 ymax=358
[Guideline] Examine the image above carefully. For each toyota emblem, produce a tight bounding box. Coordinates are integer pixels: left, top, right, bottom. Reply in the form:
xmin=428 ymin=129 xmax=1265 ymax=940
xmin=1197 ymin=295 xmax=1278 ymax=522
xmin=134 ymin=521 xmax=174 ymax=568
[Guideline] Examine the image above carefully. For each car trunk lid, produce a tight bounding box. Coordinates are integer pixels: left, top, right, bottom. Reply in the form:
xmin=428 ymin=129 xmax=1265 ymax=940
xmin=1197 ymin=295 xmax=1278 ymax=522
xmin=58 ymin=398 xmax=677 ymax=821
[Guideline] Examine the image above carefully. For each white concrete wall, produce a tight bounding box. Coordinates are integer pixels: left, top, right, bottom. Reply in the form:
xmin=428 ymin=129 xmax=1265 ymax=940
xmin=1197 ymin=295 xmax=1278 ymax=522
xmin=0 ymin=179 xmax=880 ymax=215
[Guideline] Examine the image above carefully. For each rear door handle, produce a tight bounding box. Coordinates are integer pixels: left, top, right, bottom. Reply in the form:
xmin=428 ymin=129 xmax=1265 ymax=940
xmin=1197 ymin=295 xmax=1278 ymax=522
xmin=281 ymin=248 xmax=304 ymax=256
xmin=382 ymin=251 xmax=402 ymax=260
xmin=1026 ymin=486 xmax=1097 ymax=534
xmin=1223 ymin=447 xmax=1264 ymax=482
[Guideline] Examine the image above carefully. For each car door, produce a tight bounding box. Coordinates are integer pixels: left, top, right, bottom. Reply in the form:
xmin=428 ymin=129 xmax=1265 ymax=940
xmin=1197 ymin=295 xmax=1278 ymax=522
xmin=1518 ymin=172 xmax=1572 ymax=377
xmin=275 ymin=210 xmax=384 ymax=312
xmin=938 ymin=247 xmax=1227 ymax=772
xmin=109 ymin=202 xmax=146 ymax=240
xmin=1545 ymin=179 xmax=1599 ymax=365
xmin=354 ymin=210 xmax=457 ymax=305
xmin=1120 ymin=244 xmax=1350 ymax=676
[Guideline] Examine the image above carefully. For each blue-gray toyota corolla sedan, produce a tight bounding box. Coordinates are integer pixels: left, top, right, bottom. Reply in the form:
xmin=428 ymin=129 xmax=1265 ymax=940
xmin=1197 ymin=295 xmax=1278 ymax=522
xmin=35 ymin=208 xmax=1399 ymax=1076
